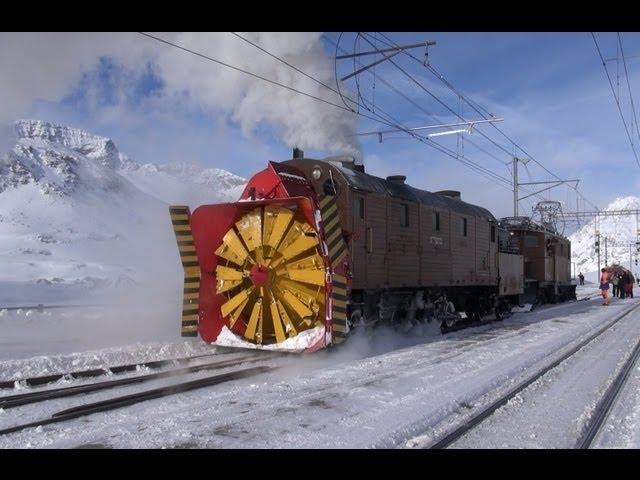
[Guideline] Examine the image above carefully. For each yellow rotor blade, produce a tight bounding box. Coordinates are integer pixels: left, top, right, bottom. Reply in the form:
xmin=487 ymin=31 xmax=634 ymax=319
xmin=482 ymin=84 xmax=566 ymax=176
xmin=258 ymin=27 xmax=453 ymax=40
xmin=285 ymin=269 xmax=326 ymax=287
xmin=271 ymin=222 xmax=319 ymax=268
xmin=215 ymin=228 xmax=253 ymax=266
xmin=278 ymin=287 xmax=314 ymax=319
xmin=216 ymin=278 xmax=244 ymax=294
xmin=276 ymin=299 xmax=298 ymax=337
xmin=268 ymin=292 xmax=287 ymax=343
xmin=220 ymin=285 xmax=254 ymax=318
xmin=216 ymin=265 xmax=244 ymax=281
xmin=216 ymin=265 xmax=245 ymax=293
xmin=275 ymin=252 xmax=325 ymax=272
xmin=263 ymin=206 xmax=294 ymax=250
xmin=228 ymin=297 xmax=249 ymax=329
xmin=244 ymin=297 xmax=263 ymax=342
xmin=236 ymin=207 xmax=263 ymax=253
xmin=272 ymin=283 xmax=312 ymax=330
xmin=278 ymin=277 xmax=324 ymax=306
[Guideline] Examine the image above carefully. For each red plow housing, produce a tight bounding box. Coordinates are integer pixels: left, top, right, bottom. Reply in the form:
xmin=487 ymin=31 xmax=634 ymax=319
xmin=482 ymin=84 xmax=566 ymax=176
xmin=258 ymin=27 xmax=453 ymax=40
xmin=169 ymin=162 xmax=350 ymax=352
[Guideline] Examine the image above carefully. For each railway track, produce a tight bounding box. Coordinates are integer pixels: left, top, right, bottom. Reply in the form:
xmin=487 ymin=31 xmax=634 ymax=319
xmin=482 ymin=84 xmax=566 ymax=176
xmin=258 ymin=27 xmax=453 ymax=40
xmin=0 ymin=346 xmax=288 ymax=391
xmin=422 ymin=300 xmax=640 ymax=449
xmin=0 ymin=352 xmax=225 ymax=390
xmin=0 ymin=342 xmax=300 ymax=439
xmin=577 ymin=330 xmax=640 ymax=448
xmin=0 ymin=365 xmax=275 ymax=436
xmin=0 ymin=353 xmax=269 ymax=409
xmin=0 ymin=304 xmax=104 ymax=311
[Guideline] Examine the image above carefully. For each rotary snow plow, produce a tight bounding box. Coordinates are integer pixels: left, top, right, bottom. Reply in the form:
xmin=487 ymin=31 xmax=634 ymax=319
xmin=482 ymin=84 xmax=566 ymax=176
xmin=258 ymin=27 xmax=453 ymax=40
xmin=169 ymin=162 xmax=349 ymax=352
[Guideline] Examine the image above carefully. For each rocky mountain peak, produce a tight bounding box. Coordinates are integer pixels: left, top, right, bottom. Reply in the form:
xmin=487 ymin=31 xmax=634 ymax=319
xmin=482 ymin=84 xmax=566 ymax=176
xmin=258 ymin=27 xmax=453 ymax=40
xmin=14 ymin=120 xmax=120 ymax=170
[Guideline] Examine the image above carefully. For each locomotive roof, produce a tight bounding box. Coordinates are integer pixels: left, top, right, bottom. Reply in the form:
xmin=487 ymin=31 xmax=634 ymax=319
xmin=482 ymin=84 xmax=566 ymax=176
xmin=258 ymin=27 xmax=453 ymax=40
xmin=330 ymin=162 xmax=496 ymax=221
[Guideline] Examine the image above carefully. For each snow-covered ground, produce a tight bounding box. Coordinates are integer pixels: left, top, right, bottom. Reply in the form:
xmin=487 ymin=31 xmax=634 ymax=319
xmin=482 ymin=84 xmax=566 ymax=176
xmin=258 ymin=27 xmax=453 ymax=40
xmin=448 ymin=299 xmax=640 ymax=448
xmin=2 ymin=296 xmax=640 ymax=448
xmin=594 ymin=353 xmax=640 ymax=448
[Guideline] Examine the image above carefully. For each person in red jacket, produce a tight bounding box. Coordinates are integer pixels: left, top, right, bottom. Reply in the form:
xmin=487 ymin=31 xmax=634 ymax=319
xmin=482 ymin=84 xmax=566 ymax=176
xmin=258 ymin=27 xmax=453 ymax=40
xmin=600 ymin=268 xmax=612 ymax=306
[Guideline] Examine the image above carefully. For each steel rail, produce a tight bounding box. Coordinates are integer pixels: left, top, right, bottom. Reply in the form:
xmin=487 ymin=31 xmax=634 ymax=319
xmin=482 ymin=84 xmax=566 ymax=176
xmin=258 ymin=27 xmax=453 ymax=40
xmin=427 ymin=300 xmax=640 ymax=449
xmin=0 ymin=354 xmax=268 ymax=409
xmin=0 ymin=352 xmax=227 ymax=390
xmin=0 ymin=304 xmax=104 ymax=311
xmin=577 ymin=332 xmax=640 ymax=448
xmin=0 ymin=365 xmax=274 ymax=437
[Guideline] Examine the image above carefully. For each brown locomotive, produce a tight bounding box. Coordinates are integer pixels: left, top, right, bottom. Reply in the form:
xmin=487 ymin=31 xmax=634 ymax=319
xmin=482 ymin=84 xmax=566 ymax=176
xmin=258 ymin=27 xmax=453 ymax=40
xmin=499 ymin=217 xmax=574 ymax=304
xmin=284 ymin=153 xmax=574 ymax=330
xmin=171 ymin=151 xmax=577 ymax=351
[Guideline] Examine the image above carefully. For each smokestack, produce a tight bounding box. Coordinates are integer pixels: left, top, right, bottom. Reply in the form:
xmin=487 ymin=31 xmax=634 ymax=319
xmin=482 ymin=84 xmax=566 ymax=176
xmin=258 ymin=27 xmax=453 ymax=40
xmin=293 ymin=147 xmax=304 ymax=159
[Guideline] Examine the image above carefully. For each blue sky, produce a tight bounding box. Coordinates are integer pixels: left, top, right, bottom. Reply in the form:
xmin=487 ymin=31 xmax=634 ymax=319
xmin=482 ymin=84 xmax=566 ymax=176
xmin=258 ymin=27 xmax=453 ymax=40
xmin=7 ymin=32 xmax=640 ymax=230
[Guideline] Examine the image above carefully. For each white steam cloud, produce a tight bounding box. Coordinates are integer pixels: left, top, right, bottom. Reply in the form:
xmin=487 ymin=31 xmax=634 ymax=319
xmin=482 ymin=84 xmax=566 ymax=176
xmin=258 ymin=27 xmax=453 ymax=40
xmin=0 ymin=32 xmax=360 ymax=157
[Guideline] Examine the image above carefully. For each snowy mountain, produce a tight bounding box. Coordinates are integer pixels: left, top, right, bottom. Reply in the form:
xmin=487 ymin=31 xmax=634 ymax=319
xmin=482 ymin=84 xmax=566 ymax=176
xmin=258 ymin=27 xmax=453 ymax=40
xmin=569 ymin=196 xmax=640 ymax=275
xmin=0 ymin=120 xmax=246 ymax=303
xmin=119 ymin=160 xmax=245 ymax=208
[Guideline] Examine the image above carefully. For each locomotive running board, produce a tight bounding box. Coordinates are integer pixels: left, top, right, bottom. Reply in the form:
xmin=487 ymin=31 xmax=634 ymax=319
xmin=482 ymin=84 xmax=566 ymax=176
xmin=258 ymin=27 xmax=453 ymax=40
xmin=318 ymin=194 xmax=349 ymax=345
xmin=169 ymin=205 xmax=200 ymax=337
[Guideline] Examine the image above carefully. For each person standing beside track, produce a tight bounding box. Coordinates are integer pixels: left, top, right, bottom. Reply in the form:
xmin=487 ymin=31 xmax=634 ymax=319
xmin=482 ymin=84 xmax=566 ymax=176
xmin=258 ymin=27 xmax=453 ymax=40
xmin=620 ymin=271 xmax=629 ymax=299
xmin=612 ymin=273 xmax=620 ymax=297
xmin=600 ymin=268 xmax=612 ymax=306
xmin=625 ymin=273 xmax=634 ymax=298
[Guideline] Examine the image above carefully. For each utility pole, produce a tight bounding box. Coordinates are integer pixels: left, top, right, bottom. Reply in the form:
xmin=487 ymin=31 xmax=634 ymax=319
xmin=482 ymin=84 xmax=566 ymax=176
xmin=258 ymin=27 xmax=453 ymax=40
xmin=636 ymin=215 xmax=640 ymax=273
xmin=595 ymin=216 xmax=601 ymax=275
xmin=513 ymin=157 xmax=519 ymax=218
xmin=605 ymin=236 xmax=608 ymax=266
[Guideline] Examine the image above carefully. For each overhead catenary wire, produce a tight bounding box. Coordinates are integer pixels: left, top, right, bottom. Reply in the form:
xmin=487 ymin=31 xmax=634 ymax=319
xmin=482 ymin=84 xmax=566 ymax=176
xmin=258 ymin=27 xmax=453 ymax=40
xmin=373 ymin=31 xmax=598 ymax=213
xmin=137 ymin=33 xmax=433 ymax=147
xmin=592 ymin=32 xmax=640 ymax=170
xmin=618 ymin=33 xmax=640 ymax=145
xmin=360 ymin=32 xmax=516 ymax=159
xmin=340 ymin=33 xmax=550 ymax=204
xmin=229 ymin=32 xmax=359 ymax=111
xmin=226 ymin=32 xmax=516 ymax=189
xmin=138 ymin=32 xmax=358 ymax=116
xmin=326 ymin=34 xmax=511 ymax=169
xmin=368 ymin=31 xmax=594 ymax=212
xmin=321 ymin=34 xmax=523 ymax=189
xmin=139 ymin=32 xmax=520 ymax=193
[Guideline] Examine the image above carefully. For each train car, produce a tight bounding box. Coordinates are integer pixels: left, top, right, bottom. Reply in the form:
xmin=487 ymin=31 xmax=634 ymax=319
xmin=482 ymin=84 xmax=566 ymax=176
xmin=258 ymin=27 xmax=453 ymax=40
xmin=500 ymin=217 xmax=576 ymax=304
xmin=169 ymin=151 xmax=571 ymax=352
xmin=283 ymin=153 xmax=522 ymax=329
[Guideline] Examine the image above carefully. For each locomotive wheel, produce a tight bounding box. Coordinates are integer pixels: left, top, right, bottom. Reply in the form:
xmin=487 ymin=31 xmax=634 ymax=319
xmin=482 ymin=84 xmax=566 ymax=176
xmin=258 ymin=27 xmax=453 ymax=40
xmin=214 ymin=205 xmax=326 ymax=345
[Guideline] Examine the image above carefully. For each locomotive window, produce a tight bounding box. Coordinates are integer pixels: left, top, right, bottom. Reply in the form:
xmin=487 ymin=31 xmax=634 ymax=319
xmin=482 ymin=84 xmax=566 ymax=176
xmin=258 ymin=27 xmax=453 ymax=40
xmin=400 ymin=204 xmax=409 ymax=227
xmin=323 ymin=178 xmax=338 ymax=196
xmin=461 ymin=217 xmax=467 ymax=237
xmin=525 ymin=235 xmax=539 ymax=248
xmin=432 ymin=211 xmax=440 ymax=231
xmin=354 ymin=196 xmax=365 ymax=220
xmin=491 ymin=225 xmax=496 ymax=243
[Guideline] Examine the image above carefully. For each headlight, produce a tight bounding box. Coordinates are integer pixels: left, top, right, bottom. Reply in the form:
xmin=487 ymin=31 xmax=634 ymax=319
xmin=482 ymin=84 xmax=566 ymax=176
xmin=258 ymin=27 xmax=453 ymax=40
xmin=312 ymin=166 xmax=322 ymax=180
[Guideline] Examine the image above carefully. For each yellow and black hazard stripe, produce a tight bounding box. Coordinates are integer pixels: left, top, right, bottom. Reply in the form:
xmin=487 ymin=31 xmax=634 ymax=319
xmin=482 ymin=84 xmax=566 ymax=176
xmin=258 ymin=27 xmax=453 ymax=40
xmin=331 ymin=274 xmax=348 ymax=344
xmin=318 ymin=195 xmax=348 ymax=268
xmin=170 ymin=206 xmax=200 ymax=337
